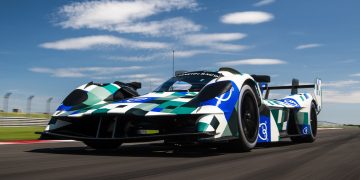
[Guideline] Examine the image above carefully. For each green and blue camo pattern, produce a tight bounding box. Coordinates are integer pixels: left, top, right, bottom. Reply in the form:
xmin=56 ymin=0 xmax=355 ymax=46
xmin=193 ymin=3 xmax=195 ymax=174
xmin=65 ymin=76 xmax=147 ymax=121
xmin=53 ymin=72 xmax=319 ymax=142
xmin=53 ymin=81 xmax=242 ymax=138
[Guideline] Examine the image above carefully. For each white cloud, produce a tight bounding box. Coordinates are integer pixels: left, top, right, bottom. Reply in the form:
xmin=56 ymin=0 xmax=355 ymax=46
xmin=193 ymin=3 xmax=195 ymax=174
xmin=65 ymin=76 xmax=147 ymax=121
xmin=254 ymin=0 xmax=276 ymax=7
xmin=217 ymin=58 xmax=286 ymax=66
xmin=209 ymin=44 xmax=249 ymax=51
xmin=183 ymin=33 xmax=247 ymax=44
xmin=108 ymin=55 xmax=160 ymax=62
xmin=111 ymin=17 xmax=201 ymax=37
xmin=116 ymin=74 xmax=150 ymax=79
xmin=182 ymin=33 xmax=249 ymax=51
xmin=174 ymin=50 xmax=208 ymax=58
xmin=40 ymin=35 xmax=169 ymax=50
xmin=295 ymin=43 xmax=323 ymax=50
xmin=30 ymin=67 xmax=85 ymax=77
xmin=94 ymin=73 xmax=154 ymax=80
xmin=323 ymin=90 xmax=360 ymax=104
xmin=108 ymin=50 xmax=209 ymax=62
xmin=350 ymin=73 xmax=360 ymax=77
xmin=57 ymin=0 xmax=200 ymax=36
xmin=29 ymin=66 xmax=143 ymax=78
xmin=93 ymin=73 xmax=165 ymax=88
xmin=115 ymin=74 xmax=164 ymax=83
xmin=323 ymin=80 xmax=360 ymax=88
xmin=220 ymin=11 xmax=274 ymax=25
xmin=40 ymin=35 xmax=120 ymax=50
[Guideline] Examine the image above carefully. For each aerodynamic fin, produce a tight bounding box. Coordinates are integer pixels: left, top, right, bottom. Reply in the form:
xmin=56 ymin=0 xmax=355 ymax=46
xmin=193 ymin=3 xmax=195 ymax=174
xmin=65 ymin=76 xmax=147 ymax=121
xmin=314 ymin=78 xmax=322 ymax=113
xmin=291 ymin=79 xmax=299 ymax=95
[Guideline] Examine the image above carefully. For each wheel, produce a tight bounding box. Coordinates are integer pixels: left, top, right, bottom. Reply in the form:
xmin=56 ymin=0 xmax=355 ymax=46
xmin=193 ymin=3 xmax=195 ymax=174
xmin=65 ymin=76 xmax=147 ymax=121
xmin=291 ymin=102 xmax=317 ymax=143
xmin=84 ymin=141 xmax=122 ymax=149
xmin=220 ymin=84 xmax=260 ymax=152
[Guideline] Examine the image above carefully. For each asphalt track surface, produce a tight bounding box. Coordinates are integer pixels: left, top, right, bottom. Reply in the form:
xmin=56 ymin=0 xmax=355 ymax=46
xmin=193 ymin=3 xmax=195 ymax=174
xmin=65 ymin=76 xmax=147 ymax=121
xmin=0 ymin=128 xmax=359 ymax=180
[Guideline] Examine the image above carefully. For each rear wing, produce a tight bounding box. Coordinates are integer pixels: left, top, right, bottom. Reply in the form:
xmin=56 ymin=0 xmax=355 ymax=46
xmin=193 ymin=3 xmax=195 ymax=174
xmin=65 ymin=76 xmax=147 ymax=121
xmin=263 ymin=78 xmax=322 ymax=112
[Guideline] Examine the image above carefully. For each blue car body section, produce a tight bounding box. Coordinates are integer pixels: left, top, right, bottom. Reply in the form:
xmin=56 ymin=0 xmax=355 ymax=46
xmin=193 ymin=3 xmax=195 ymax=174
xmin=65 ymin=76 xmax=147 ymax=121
xmin=199 ymin=81 xmax=240 ymax=121
xmin=257 ymin=115 xmax=271 ymax=143
xmin=301 ymin=125 xmax=311 ymax=135
xmin=56 ymin=104 xmax=72 ymax=111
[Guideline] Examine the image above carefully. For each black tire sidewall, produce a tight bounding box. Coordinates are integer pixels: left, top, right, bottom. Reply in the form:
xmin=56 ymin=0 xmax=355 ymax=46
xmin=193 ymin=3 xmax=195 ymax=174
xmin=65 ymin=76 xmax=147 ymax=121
xmin=309 ymin=103 xmax=317 ymax=139
xmin=290 ymin=102 xmax=317 ymax=143
xmin=237 ymin=84 xmax=260 ymax=150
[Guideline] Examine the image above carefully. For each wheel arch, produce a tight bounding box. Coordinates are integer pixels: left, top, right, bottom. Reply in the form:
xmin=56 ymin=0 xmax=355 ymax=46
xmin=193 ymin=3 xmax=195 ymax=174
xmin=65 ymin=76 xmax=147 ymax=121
xmin=243 ymin=79 xmax=262 ymax=107
xmin=311 ymin=99 xmax=320 ymax=114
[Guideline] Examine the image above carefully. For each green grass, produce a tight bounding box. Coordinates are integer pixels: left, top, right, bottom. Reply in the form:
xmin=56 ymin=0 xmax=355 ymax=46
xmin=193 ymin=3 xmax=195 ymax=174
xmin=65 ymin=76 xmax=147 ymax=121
xmin=0 ymin=126 xmax=45 ymax=141
xmin=344 ymin=124 xmax=360 ymax=128
xmin=0 ymin=112 xmax=50 ymax=119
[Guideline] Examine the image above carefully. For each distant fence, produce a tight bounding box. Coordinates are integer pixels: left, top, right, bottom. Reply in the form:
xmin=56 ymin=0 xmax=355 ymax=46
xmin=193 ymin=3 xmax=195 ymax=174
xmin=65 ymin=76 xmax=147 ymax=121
xmin=0 ymin=117 xmax=49 ymax=127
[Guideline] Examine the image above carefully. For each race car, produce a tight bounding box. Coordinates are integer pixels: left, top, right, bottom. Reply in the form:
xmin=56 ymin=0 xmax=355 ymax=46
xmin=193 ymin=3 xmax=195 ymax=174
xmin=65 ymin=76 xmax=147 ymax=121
xmin=39 ymin=67 xmax=322 ymax=151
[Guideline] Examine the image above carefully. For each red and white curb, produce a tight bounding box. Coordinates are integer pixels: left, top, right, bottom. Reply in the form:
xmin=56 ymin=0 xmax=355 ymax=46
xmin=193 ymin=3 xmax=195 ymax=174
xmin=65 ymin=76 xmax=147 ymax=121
xmin=0 ymin=140 xmax=75 ymax=145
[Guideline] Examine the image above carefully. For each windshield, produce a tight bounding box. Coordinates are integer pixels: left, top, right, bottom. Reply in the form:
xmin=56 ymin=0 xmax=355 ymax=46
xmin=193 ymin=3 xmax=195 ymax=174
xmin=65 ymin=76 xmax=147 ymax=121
xmin=154 ymin=71 xmax=220 ymax=92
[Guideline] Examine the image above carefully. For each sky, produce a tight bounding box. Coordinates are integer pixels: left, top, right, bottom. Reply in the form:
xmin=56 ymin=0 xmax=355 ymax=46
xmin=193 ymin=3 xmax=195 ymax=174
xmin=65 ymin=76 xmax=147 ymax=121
xmin=0 ymin=0 xmax=359 ymax=124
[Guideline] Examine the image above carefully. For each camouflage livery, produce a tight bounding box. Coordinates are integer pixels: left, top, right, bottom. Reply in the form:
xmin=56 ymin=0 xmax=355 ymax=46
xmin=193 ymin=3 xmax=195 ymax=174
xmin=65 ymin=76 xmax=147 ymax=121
xmin=41 ymin=68 xmax=322 ymax=150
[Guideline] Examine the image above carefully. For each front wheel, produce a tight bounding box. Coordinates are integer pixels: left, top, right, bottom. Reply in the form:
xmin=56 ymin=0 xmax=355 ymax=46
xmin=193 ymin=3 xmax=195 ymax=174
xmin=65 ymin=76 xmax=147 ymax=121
xmin=219 ymin=84 xmax=260 ymax=152
xmin=84 ymin=141 xmax=122 ymax=149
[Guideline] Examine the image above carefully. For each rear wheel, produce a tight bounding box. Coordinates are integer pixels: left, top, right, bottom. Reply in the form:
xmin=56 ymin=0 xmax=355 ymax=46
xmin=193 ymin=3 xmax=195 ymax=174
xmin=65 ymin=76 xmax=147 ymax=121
xmin=291 ymin=102 xmax=317 ymax=143
xmin=84 ymin=141 xmax=122 ymax=149
xmin=220 ymin=84 xmax=259 ymax=152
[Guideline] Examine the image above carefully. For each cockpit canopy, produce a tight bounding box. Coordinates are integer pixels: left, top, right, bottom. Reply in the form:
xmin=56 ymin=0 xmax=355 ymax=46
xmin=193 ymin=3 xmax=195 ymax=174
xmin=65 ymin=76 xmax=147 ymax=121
xmin=154 ymin=71 xmax=221 ymax=92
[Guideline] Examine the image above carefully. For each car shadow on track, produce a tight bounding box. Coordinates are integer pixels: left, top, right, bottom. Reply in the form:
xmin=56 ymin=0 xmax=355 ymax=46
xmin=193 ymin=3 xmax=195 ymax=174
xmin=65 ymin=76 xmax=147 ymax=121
xmin=28 ymin=143 xmax=225 ymax=158
xmin=255 ymin=141 xmax=296 ymax=149
xmin=28 ymin=141 xmax=296 ymax=158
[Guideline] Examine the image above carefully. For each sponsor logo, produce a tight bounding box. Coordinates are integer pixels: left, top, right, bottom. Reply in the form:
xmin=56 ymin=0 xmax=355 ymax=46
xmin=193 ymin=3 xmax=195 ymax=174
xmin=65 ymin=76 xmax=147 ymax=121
xmin=258 ymin=122 xmax=268 ymax=141
xmin=177 ymin=72 xmax=220 ymax=78
xmin=118 ymin=97 xmax=155 ymax=103
xmin=303 ymin=126 xmax=308 ymax=134
xmin=258 ymin=115 xmax=271 ymax=143
xmin=125 ymin=97 xmax=150 ymax=103
xmin=215 ymin=87 xmax=234 ymax=106
xmin=278 ymin=98 xmax=300 ymax=107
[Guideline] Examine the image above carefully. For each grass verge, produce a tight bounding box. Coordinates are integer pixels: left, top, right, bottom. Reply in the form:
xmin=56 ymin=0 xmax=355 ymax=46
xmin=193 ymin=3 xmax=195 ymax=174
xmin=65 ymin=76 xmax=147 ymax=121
xmin=0 ymin=112 xmax=50 ymax=119
xmin=0 ymin=126 xmax=45 ymax=141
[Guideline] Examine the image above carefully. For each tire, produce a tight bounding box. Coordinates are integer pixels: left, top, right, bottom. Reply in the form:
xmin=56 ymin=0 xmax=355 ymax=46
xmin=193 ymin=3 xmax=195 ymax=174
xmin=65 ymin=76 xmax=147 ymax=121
xmin=291 ymin=102 xmax=317 ymax=143
xmin=84 ymin=141 xmax=122 ymax=149
xmin=220 ymin=84 xmax=260 ymax=152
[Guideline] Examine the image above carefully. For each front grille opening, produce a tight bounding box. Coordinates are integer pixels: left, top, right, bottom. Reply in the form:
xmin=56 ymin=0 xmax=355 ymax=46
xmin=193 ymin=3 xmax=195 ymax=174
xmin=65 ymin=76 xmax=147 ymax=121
xmin=51 ymin=115 xmax=199 ymax=139
xmin=97 ymin=117 xmax=115 ymax=138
